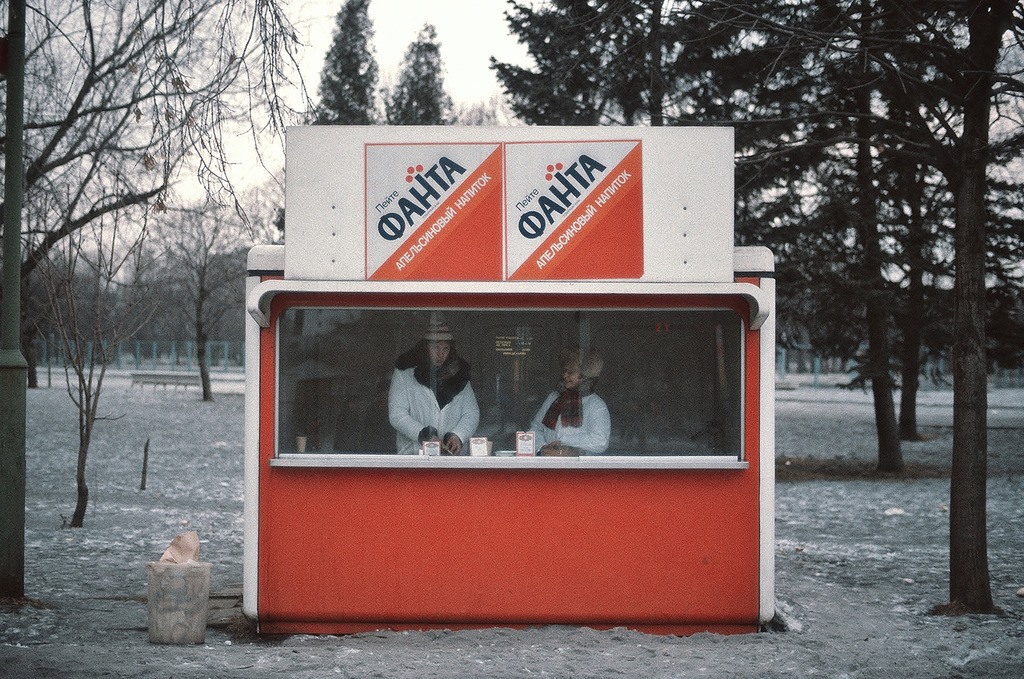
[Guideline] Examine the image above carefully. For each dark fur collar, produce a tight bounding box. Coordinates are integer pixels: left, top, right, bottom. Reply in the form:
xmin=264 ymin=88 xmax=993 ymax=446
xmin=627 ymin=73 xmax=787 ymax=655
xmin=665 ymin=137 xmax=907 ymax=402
xmin=395 ymin=341 xmax=472 ymax=409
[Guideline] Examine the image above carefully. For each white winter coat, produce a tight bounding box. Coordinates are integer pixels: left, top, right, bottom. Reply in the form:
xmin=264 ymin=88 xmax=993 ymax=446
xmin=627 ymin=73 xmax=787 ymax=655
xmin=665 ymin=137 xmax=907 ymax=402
xmin=388 ymin=366 xmax=480 ymax=455
xmin=530 ymin=391 xmax=611 ymax=455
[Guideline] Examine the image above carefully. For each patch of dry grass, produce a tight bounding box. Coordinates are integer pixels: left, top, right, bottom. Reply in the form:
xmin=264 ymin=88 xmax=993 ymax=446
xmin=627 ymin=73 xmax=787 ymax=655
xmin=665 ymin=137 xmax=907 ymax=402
xmin=776 ymin=456 xmax=950 ymax=481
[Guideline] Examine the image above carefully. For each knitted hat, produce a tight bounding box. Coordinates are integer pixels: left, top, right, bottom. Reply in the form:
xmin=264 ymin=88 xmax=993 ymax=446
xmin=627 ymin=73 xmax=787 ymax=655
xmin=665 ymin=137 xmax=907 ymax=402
xmin=582 ymin=350 xmax=604 ymax=380
xmin=423 ymin=311 xmax=454 ymax=342
xmin=560 ymin=347 xmax=603 ymax=380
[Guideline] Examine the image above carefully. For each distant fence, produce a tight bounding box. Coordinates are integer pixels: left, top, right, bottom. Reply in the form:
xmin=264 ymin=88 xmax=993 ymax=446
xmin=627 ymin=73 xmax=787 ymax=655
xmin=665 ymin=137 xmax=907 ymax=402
xmin=776 ymin=345 xmax=1024 ymax=389
xmin=31 ymin=338 xmax=244 ymax=373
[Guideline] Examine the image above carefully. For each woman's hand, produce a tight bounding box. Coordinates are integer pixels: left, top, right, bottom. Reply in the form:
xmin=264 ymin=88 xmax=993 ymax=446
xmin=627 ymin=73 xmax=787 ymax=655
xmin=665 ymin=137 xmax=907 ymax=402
xmin=539 ymin=441 xmax=580 ymax=457
xmin=442 ymin=433 xmax=463 ymax=455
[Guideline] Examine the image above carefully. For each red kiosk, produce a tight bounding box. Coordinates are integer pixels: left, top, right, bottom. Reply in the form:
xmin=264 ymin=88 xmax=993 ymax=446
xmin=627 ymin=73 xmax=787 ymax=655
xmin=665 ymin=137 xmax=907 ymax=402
xmin=243 ymin=126 xmax=775 ymax=635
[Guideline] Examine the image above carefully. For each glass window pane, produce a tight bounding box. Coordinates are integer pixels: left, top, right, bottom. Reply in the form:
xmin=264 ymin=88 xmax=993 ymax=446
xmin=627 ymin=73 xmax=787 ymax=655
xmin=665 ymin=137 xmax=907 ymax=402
xmin=277 ymin=307 xmax=743 ymax=457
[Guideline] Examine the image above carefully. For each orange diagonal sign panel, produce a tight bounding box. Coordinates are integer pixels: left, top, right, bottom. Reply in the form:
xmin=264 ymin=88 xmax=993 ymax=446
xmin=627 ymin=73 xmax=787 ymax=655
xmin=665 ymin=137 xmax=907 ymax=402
xmin=369 ymin=146 xmax=504 ymax=281
xmin=509 ymin=143 xmax=643 ymax=280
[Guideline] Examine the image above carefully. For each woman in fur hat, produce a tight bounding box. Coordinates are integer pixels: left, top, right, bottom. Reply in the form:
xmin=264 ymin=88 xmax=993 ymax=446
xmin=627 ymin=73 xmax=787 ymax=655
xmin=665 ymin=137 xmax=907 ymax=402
xmin=529 ymin=346 xmax=611 ymax=456
xmin=388 ymin=311 xmax=480 ymax=455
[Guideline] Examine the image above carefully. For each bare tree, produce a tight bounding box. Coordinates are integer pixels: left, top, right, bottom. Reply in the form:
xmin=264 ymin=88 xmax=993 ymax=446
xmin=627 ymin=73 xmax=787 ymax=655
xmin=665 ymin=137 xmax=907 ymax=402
xmin=453 ymin=94 xmax=520 ymax=126
xmin=37 ymin=210 xmax=154 ymax=528
xmin=236 ymin=176 xmax=286 ymax=246
xmin=1 ymin=0 xmax=306 ymax=307
xmin=155 ymin=205 xmax=250 ymax=401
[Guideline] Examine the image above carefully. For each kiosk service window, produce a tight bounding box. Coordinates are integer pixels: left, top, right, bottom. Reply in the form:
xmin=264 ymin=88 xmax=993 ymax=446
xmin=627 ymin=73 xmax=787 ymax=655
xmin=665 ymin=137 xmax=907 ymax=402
xmin=276 ymin=304 xmax=745 ymax=461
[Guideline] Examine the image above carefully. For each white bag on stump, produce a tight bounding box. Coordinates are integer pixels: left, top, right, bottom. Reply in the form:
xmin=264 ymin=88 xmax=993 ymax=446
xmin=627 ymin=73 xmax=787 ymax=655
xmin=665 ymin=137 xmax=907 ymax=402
xmin=147 ymin=531 xmax=211 ymax=644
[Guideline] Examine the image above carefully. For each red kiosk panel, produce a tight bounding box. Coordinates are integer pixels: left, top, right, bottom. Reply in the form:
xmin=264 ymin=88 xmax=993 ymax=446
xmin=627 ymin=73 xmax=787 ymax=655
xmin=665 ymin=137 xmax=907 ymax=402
xmin=253 ymin=291 xmax=764 ymax=634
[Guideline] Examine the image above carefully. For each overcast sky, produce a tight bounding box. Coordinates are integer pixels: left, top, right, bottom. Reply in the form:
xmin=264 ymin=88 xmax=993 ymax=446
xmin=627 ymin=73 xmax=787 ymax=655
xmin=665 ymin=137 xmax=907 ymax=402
xmin=213 ymin=2 xmax=532 ymax=196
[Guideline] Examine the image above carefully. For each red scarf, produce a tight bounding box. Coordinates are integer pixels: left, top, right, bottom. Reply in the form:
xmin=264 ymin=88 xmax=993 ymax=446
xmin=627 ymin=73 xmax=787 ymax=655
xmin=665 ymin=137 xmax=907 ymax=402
xmin=542 ymin=388 xmax=582 ymax=429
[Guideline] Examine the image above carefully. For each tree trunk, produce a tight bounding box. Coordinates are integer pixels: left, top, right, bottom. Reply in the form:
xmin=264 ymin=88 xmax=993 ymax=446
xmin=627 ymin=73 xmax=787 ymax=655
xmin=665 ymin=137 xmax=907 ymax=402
xmin=898 ymin=278 xmax=924 ymax=440
xmin=70 ymin=432 xmax=90 ymax=528
xmin=867 ymin=300 xmax=902 ymax=470
xmin=649 ymin=0 xmax=665 ymax=126
xmin=950 ymin=150 xmax=993 ymax=612
xmin=20 ymin=294 xmax=38 ymax=388
xmin=854 ymin=23 xmax=902 ymax=471
xmin=23 ymin=335 xmax=38 ymax=389
xmin=946 ymin=0 xmax=1004 ymax=614
xmin=197 ymin=329 xmax=213 ymax=402
xmin=899 ymin=168 xmax=927 ymax=441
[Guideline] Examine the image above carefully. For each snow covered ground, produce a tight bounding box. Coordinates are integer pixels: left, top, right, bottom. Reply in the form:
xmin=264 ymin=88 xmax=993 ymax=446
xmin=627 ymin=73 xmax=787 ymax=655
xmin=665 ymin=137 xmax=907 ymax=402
xmin=1 ymin=378 xmax=1022 ymax=678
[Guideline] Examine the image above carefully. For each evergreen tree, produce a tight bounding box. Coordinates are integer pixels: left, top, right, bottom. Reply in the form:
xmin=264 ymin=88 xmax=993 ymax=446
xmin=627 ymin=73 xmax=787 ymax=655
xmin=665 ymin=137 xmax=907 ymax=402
xmin=497 ymin=0 xmax=1024 ymax=612
xmin=316 ymin=0 xmax=379 ymax=124
xmin=383 ymin=24 xmax=453 ymax=125
xmin=492 ymin=0 xmax=673 ymax=125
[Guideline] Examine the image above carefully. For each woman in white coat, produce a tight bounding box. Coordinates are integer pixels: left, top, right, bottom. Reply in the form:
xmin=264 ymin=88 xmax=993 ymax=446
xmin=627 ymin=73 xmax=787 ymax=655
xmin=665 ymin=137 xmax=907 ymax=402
xmin=388 ymin=312 xmax=479 ymax=455
xmin=530 ymin=347 xmax=610 ymax=456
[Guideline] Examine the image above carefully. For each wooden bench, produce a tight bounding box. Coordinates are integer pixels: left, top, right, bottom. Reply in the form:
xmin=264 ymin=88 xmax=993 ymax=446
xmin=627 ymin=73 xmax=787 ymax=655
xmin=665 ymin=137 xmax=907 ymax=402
xmin=130 ymin=371 xmax=201 ymax=389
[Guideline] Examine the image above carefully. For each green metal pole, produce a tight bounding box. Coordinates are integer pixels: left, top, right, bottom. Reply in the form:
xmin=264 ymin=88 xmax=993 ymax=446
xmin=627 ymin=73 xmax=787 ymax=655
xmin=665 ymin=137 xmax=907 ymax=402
xmin=0 ymin=0 xmax=28 ymax=599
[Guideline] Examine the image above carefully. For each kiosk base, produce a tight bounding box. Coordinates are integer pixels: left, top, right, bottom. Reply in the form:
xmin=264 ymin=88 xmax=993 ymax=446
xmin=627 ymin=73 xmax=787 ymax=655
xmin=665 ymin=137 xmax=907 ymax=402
xmin=256 ymin=620 xmax=759 ymax=636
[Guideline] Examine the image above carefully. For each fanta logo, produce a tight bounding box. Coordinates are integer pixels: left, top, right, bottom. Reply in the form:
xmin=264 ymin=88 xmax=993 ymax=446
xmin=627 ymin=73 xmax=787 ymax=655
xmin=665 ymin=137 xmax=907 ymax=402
xmin=517 ymin=155 xmax=607 ymax=239
xmin=377 ymin=157 xmax=467 ymax=241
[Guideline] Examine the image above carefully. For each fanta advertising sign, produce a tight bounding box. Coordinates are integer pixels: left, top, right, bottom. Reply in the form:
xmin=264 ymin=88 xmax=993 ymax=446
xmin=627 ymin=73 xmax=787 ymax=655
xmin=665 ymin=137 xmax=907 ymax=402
xmin=284 ymin=126 xmax=733 ymax=283
xmin=366 ymin=143 xmax=503 ymax=280
xmin=505 ymin=141 xmax=642 ymax=280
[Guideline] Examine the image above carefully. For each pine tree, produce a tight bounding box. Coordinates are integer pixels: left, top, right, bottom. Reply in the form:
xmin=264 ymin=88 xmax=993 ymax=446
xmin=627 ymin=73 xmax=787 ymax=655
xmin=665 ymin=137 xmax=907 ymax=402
xmin=383 ymin=24 xmax=453 ymax=125
xmin=497 ymin=0 xmax=1024 ymax=613
xmin=316 ymin=0 xmax=379 ymax=125
xmin=491 ymin=0 xmax=671 ymax=125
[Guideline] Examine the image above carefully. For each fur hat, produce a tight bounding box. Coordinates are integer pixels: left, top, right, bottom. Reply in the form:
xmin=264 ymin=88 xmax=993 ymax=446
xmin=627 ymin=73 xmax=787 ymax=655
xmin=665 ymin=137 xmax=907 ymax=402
xmin=423 ymin=311 xmax=454 ymax=342
xmin=560 ymin=347 xmax=603 ymax=380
